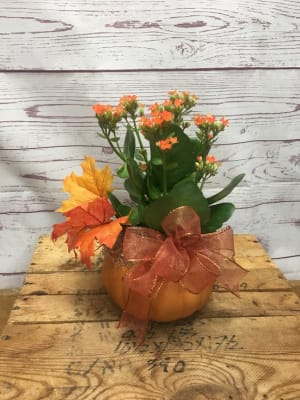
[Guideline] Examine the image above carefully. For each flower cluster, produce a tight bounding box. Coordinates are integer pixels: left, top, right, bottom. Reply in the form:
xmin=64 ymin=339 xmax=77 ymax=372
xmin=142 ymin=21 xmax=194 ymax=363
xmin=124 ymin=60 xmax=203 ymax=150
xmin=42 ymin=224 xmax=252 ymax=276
xmin=156 ymin=136 xmax=178 ymax=151
xmin=53 ymin=91 xmax=244 ymax=268
xmin=195 ymin=155 xmax=219 ymax=182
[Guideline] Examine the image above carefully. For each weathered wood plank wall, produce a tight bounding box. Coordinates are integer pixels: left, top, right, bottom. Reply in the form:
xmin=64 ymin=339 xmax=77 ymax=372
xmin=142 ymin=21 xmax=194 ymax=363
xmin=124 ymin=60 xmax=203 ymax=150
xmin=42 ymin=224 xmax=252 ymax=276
xmin=0 ymin=0 xmax=299 ymax=288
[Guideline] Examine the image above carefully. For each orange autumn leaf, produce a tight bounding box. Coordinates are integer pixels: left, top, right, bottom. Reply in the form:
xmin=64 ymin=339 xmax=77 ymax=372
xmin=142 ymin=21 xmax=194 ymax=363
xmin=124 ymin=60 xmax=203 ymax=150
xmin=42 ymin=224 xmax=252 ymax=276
xmin=75 ymin=216 xmax=128 ymax=268
xmin=57 ymin=156 xmax=113 ymax=213
xmin=52 ymin=198 xmax=128 ymax=269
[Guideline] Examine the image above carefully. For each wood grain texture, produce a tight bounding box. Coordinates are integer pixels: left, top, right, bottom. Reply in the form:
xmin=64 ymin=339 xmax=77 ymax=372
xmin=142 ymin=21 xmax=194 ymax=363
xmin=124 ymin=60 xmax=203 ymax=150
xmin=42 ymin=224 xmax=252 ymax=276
xmin=0 ymin=70 xmax=299 ymax=281
xmin=7 ymin=237 xmax=299 ymax=324
xmin=19 ymin=234 xmax=290 ymax=295
xmin=1 ymin=319 xmax=300 ymax=399
xmin=8 ymin=291 xmax=300 ymax=324
xmin=1 ymin=70 xmax=299 ymax=146
xmin=0 ymin=0 xmax=299 ymax=288
xmin=0 ymin=0 xmax=300 ymax=69
xmin=20 ymin=267 xmax=290 ymax=295
xmin=0 ymin=235 xmax=299 ymax=399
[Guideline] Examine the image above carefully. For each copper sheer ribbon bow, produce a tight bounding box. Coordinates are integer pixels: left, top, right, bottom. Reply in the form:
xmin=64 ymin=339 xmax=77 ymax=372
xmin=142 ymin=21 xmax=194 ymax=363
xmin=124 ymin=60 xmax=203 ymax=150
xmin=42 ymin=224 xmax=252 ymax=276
xmin=119 ymin=206 xmax=247 ymax=342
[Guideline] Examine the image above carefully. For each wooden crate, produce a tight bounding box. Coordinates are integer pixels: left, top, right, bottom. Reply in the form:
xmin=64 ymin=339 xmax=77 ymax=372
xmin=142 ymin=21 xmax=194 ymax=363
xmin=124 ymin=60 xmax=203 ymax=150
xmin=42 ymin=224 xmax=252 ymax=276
xmin=0 ymin=234 xmax=299 ymax=399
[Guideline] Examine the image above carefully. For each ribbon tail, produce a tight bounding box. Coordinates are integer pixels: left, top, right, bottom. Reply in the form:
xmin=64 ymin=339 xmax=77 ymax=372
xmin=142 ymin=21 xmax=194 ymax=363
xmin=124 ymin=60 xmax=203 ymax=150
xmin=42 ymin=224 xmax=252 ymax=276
xmin=216 ymin=257 xmax=248 ymax=295
xmin=180 ymin=253 xmax=220 ymax=293
xmin=119 ymin=286 xmax=152 ymax=344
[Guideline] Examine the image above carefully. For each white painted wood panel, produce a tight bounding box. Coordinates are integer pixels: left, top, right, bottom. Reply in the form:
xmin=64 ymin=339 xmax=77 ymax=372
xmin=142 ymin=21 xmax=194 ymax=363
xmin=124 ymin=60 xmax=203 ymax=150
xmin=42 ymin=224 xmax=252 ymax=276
xmin=0 ymin=0 xmax=300 ymax=69
xmin=1 ymin=70 xmax=299 ymax=286
xmin=0 ymin=2 xmax=299 ymax=288
xmin=1 ymin=141 xmax=299 ymax=191
xmin=1 ymin=70 xmax=299 ymax=146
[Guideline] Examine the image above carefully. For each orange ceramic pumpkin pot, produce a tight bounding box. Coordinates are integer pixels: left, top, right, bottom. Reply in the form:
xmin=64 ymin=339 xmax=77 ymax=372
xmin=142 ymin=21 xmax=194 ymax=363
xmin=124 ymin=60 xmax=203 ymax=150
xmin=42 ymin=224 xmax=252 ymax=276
xmin=102 ymin=249 xmax=213 ymax=322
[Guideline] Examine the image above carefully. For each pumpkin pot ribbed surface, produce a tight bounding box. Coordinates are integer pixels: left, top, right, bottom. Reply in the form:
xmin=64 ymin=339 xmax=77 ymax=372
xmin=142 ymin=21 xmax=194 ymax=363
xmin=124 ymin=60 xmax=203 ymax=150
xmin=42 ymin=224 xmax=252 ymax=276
xmin=102 ymin=250 xmax=213 ymax=322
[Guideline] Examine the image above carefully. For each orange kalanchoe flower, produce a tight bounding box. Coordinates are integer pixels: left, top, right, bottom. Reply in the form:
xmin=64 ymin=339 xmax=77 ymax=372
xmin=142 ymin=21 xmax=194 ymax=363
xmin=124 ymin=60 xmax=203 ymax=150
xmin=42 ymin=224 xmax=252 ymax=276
xmin=113 ymin=105 xmax=125 ymax=118
xmin=156 ymin=137 xmax=178 ymax=151
xmin=139 ymin=116 xmax=155 ymax=129
xmin=150 ymin=102 xmax=161 ymax=114
xmin=140 ymin=110 xmax=174 ymax=131
xmin=152 ymin=110 xmax=173 ymax=124
xmin=139 ymin=163 xmax=147 ymax=171
xmin=194 ymin=114 xmax=229 ymax=127
xmin=206 ymin=155 xmax=217 ymax=163
xmin=220 ymin=117 xmax=229 ymax=126
xmin=194 ymin=114 xmax=219 ymax=126
xmin=205 ymin=114 xmax=216 ymax=123
xmin=119 ymin=95 xmax=137 ymax=104
xmin=93 ymin=104 xmax=113 ymax=115
xmin=194 ymin=114 xmax=205 ymax=126
xmin=174 ymin=98 xmax=183 ymax=108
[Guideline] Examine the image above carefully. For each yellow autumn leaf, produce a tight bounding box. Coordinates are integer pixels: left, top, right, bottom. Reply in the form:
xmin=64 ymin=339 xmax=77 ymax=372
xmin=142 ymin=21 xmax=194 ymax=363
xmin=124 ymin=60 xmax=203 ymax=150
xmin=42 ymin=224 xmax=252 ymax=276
xmin=57 ymin=156 xmax=113 ymax=213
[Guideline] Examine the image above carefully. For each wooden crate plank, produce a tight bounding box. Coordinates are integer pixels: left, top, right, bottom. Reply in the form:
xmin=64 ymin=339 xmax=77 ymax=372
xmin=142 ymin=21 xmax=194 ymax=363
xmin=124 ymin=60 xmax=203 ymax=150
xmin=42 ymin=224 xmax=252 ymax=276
xmin=20 ymin=266 xmax=290 ymax=297
xmin=0 ymin=317 xmax=300 ymax=399
xmin=28 ymin=234 xmax=273 ymax=273
xmin=21 ymin=271 xmax=104 ymax=295
xmin=3 ymin=315 xmax=299 ymax=353
xmin=1 ymin=352 xmax=299 ymax=400
xmin=1 ymin=0 xmax=299 ymax=69
xmin=234 ymin=235 xmax=267 ymax=257
xmin=26 ymin=234 xmax=291 ymax=293
xmin=28 ymin=235 xmax=103 ymax=273
xmin=9 ymin=294 xmax=120 ymax=324
xmin=8 ymin=291 xmax=300 ymax=324
xmin=213 ymin=267 xmax=290 ymax=291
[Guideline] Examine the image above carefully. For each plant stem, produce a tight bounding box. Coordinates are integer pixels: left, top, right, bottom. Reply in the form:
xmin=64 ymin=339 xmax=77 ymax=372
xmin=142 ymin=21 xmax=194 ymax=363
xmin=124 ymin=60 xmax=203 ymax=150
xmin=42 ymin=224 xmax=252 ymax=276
xmin=199 ymin=177 xmax=206 ymax=191
xmin=98 ymin=128 xmax=126 ymax=162
xmin=132 ymin=117 xmax=149 ymax=163
xmin=162 ymin=153 xmax=168 ymax=195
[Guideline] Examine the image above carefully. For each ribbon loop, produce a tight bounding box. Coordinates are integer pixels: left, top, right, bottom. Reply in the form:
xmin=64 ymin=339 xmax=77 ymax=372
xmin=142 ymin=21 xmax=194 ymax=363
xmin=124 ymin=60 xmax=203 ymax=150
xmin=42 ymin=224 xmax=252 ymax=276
xmin=151 ymin=237 xmax=190 ymax=282
xmin=162 ymin=206 xmax=201 ymax=238
xmin=123 ymin=226 xmax=164 ymax=261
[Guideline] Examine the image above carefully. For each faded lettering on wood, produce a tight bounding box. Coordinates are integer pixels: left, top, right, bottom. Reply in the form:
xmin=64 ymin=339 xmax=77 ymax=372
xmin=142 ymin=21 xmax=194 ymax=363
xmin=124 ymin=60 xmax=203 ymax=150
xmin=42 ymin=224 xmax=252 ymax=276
xmin=1 ymin=317 xmax=300 ymax=399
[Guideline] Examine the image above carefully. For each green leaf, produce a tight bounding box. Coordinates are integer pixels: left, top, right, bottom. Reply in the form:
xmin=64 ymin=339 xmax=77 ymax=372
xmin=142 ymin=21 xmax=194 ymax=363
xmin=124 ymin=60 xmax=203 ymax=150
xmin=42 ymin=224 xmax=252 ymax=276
xmin=151 ymin=157 xmax=163 ymax=166
xmin=201 ymin=203 xmax=235 ymax=233
xmin=124 ymin=179 xmax=143 ymax=203
xmin=135 ymin=149 xmax=145 ymax=161
xmin=129 ymin=205 xmax=143 ymax=225
xmin=127 ymin=158 xmax=144 ymax=191
xmin=110 ymin=137 xmax=120 ymax=142
xmin=124 ymin=125 xmax=136 ymax=159
xmin=150 ymin=124 xmax=200 ymax=188
xmin=146 ymin=175 xmax=161 ymax=200
xmin=141 ymin=176 xmax=210 ymax=231
xmin=166 ymin=162 xmax=178 ymax=171
xmin=190 ymin=137 xmax=205 ymax=156
xmin=116 ymin=164 xmax=128 ymax=179
xmin=108 ymin=192 xmax=131 ymax=217
xmin=207 ymin=173 xmax=245 ymax=205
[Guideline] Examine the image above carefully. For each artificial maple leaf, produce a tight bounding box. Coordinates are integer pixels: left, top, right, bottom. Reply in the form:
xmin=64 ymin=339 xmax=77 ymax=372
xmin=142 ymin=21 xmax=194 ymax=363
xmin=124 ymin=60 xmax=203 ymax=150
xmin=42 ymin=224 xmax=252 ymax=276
xmin=74 ymin=216 xmax=128 ymax=268
xmin=57 ymin=156 xmax=113 ymax=213
xmin=52 ymin=197 xmax=128 ymax=269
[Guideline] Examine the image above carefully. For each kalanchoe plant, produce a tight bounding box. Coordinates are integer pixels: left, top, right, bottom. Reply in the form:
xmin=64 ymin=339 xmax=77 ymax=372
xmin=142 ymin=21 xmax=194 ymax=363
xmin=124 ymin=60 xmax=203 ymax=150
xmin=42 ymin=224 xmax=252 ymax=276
xmin=52 ymin=91 xmax=244 ymax=268
xmin=94 ymin=91 xmax=244 ymax=233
